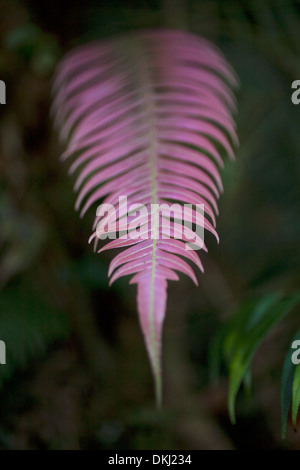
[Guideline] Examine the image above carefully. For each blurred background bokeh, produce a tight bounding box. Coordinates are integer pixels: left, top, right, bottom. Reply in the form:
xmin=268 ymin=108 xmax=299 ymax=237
xmin=0 ymin=0 xmax=299 ymax=449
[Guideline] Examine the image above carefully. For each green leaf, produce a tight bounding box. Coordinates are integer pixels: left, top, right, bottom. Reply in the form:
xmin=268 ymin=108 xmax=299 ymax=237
xmin=280 ymin=329 xmax=300 ymax=438
xmin=292 ymin=364 xmax=300 ymax=430
xmin=281 ymin=345 xmax=295 ymax=438
xmin=228 ymin=293 xmax=298 ymax=423
xmin=210 ymin=292 xmax=300 ymax=424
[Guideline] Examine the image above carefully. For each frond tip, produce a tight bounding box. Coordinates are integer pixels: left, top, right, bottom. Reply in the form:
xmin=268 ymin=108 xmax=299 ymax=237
xmin=52 ymin=29 xmax=238 ymax=404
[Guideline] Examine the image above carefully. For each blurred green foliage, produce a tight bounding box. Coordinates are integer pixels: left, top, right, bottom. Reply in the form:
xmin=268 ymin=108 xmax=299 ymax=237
xmin=0 ymin=280 xmax=69 ymax=386
xmin=209 ymin=293 xmax=300 ymax=426
xmin=281 ymin=329 xmax=300 ymax=437
xmin=4 ymin=24 xmax=60 ymax=75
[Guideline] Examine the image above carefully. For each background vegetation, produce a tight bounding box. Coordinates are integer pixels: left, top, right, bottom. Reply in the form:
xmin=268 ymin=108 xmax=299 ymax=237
xmin=0 ymin=0 xmax=299 ymax=449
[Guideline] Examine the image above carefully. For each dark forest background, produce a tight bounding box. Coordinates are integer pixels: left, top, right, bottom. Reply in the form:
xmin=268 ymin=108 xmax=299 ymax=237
xmin=0 ymin=0 xmax=299 ymax=449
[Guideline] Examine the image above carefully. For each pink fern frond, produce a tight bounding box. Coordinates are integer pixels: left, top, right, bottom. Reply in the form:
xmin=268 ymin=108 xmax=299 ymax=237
xmin=52 ymin=29 xmax=238 ymax=405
